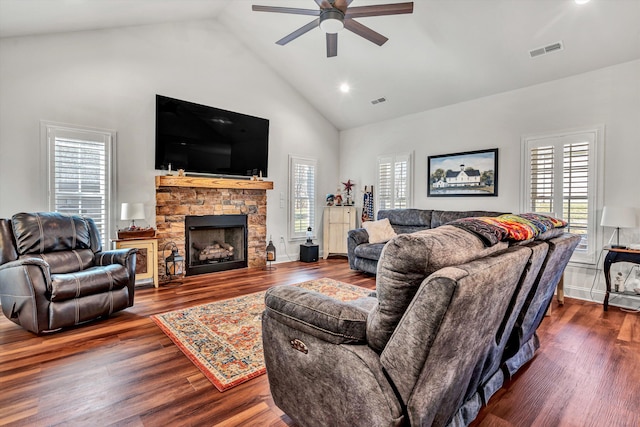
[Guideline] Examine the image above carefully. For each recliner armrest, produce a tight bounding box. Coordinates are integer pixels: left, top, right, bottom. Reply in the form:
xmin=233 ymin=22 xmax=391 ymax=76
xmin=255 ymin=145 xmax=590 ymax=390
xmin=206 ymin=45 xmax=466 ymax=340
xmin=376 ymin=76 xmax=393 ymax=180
xmin=264 ymin=285 xmax=376 ymax=345
xmin=0 ymin=257 xmax=52 ymax=333
xmin=94 ymin=248 xmax=136 ymax=307
xmin=94 ymin=248 xmax=136 ymax=267
xmin=348 ymin=228 xmax=370 ymax=246
xmin=0 ymin=257 xmax=50 ymax=273
xmin=0 ymin=258 xmax=52 ymax=291
xmin=347 ymin=228 xmax=370 ymax=269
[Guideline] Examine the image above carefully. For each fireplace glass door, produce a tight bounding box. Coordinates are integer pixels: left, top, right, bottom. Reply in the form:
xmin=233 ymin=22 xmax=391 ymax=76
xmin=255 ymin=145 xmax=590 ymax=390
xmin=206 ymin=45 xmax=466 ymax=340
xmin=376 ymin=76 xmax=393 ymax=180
xmin=185 ymin=215 xmax=248 ymax=276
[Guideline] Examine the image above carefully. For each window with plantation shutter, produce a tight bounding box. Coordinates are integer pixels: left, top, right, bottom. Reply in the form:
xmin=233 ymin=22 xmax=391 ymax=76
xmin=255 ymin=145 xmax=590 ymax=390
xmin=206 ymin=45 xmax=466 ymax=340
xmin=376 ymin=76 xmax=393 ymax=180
xmin=529 ymin=145 xmax=554 ymax=213
xmin=522 ymin=127 xmax=603 ymax=265
xmin=42 ymin=122 xmax=116 ymax=245
xmin=377 ymin=153 xmax=412 ymax=211
xmin=289 ymin=155 xmax=317 ymax=240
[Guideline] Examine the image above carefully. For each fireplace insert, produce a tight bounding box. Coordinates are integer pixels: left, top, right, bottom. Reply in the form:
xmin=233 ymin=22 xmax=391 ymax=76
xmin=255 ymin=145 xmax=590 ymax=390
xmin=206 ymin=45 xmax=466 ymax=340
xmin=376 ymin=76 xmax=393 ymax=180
xmin=185 ymin=214 xmax=248 ymax=276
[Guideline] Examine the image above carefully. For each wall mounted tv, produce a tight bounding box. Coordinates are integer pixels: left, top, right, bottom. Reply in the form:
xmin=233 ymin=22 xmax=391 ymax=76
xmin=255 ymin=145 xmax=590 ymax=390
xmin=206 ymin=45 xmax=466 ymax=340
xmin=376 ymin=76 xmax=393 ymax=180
xmin=155 ymin=95 xmax=269 ymax=178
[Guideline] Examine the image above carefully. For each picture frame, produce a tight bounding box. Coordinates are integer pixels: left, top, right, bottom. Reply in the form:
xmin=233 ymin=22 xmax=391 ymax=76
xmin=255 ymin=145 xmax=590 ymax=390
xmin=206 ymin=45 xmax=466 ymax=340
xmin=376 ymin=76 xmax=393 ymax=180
xmin=427 ymin=148 xmax=498 ymax=197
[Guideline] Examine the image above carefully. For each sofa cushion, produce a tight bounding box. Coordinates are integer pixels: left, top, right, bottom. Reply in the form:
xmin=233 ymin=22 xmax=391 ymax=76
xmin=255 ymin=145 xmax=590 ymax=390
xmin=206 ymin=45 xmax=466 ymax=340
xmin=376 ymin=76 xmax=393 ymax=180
xmin=354 ymin=242 xmax=386 ymax=261
xmin=11 ymin=212 xmax=91 ymax=255
xmin=536 ymin=227 xmax=565 ymax=241
xmin=50 ymin=264 xmax=131 ymax=302
xmin=363 ymin=218 xmax=397 ymax=244
xmin=367 ymin=225 xmax=509 ymax=352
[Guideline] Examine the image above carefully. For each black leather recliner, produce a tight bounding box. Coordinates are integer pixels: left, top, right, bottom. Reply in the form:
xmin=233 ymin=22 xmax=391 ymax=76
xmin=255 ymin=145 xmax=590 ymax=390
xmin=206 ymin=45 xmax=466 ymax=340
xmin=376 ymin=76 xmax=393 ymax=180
xmin=0 ymin=212 xmax=136 ymax=334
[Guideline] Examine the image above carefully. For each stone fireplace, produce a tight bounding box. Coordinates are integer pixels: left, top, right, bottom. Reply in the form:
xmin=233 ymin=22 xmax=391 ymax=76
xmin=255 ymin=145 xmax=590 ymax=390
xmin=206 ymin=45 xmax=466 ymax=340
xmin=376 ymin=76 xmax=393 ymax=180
xmin=155 ymin=176 xmax=273 ymax=279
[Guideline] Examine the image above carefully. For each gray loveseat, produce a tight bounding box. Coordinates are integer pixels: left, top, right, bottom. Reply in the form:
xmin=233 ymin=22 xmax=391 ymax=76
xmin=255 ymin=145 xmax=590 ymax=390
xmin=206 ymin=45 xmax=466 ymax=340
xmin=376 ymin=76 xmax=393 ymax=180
xmin=262 ymin=224 xmax=580 ymax=426
xmin=348 ymin=209 xmax=505 ymax=274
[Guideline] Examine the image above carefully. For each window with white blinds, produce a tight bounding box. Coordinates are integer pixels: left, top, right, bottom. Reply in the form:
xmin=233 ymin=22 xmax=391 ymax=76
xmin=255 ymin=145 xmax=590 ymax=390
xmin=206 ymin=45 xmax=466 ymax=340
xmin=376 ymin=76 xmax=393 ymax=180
xmin=289 ymin=155 xmax=317 ymax=240
xmin=377 ymin=153 xmax=412 ymax=210
xmin=522 ymin=127 xmax=603 ymax=264
xmin=42 ymin=122 xmax=116 ymax=244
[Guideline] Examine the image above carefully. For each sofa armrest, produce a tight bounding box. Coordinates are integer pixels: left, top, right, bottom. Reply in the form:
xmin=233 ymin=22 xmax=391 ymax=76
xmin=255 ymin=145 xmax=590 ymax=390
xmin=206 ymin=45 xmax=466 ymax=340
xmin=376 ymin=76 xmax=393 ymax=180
xmin=264 ymin=285 xmax=376 ymax=344
xmin=347 ymin=228 xmax=370 ymax=269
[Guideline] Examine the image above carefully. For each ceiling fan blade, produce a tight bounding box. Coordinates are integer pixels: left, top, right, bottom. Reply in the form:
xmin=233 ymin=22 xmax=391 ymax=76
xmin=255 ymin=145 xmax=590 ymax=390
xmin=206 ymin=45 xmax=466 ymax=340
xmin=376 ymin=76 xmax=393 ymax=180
xmin=345 ymin=2 xmax=413 ymax=19
xmin=333 ymin=0 xmax=354 ymax=14
xmin=326 ymin=33 xmax=338 ymax=57
xmin=344 ymin=19 xmax=388 ymax=46
xmin=313 ymin=0 xmax=333 ymax=9
xmin=276 ymin=18 xmax=320 ymax=45
xmin=252 ymin=5 xmax=320 ymax=16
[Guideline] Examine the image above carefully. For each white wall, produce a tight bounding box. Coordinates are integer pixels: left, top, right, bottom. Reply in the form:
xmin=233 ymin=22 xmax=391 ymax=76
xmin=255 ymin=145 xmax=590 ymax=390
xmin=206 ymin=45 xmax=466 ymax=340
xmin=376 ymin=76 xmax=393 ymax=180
xmin=0 ymin=20 xmax=339 ymax=259
xmin=2 ymin=21 xmax=639 ymax=299
xmin=340 ymin=59 xmax=640 ymax=305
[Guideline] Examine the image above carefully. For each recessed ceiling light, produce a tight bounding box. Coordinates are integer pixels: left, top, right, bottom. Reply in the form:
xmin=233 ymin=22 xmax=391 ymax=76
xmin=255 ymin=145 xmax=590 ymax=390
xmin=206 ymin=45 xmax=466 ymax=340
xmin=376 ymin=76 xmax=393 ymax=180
xmin=339 ymin=83 xmax=350 ymax=93
xmin=575 ymin=0 xmax=590 ymax=4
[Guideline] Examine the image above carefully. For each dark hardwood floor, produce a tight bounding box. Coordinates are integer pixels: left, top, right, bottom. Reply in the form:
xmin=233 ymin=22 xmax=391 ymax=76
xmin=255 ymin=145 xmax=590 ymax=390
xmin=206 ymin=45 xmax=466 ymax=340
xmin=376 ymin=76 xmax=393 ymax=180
xmin=1 ymin=259 xmax=639 ymax=426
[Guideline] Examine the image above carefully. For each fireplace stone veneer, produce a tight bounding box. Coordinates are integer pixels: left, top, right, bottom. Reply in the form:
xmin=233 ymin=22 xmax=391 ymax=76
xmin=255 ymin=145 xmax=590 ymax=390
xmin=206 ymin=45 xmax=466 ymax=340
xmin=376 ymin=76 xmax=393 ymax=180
xmin=155 ymin=176 xmax=273 ymax=279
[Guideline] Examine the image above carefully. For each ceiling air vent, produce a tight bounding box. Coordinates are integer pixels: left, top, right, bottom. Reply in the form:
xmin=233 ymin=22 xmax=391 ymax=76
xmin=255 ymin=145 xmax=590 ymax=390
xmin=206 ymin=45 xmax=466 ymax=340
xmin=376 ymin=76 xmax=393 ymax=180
xmin=371 ymin=97 xmax=387 ymax=105
xmin=529 ymin=41 xmax=564 ymax=58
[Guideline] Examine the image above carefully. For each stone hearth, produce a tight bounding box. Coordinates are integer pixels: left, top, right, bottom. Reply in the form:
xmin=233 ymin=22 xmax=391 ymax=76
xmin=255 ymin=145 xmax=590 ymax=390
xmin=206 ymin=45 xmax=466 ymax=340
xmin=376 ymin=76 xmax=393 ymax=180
xmin=155 ymin=176 xmax=273 ymax=279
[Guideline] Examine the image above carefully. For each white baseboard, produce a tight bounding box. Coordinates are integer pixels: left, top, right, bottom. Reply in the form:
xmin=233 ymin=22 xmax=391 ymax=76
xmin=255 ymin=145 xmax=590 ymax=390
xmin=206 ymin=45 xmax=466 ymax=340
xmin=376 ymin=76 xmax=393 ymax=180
xmin=564 ymin=284 xmax=640 ymax=310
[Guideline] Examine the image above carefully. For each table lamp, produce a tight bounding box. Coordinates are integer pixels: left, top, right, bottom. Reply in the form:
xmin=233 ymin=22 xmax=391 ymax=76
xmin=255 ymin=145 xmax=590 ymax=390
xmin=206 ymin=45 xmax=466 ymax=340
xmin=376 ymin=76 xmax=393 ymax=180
xmin=121 ymin=202 xmax=145 ymax=231
xmin=601 ymin=206 xmax=637 ymax=249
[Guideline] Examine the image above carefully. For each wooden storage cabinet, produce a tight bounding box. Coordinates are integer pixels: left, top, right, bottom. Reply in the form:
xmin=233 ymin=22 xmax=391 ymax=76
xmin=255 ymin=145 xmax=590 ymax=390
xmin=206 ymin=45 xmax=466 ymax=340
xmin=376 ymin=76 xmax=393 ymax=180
xmin=323 ymin=206 xmax=357 ymax=259
xmin=113 ymin=238 xmax=159 ymax=288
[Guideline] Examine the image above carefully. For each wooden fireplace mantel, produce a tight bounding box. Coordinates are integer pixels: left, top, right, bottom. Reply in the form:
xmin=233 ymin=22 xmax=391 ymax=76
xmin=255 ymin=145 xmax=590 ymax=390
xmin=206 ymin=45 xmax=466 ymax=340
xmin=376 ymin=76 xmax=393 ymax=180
xmin=155 ymin=175 xmax=274 ymax=190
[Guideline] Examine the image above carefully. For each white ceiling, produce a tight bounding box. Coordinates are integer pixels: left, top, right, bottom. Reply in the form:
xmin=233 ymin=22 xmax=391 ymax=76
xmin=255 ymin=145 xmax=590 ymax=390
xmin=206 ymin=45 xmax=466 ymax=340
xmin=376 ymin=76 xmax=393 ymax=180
xmin=1 ymin=0 xmax=639 ymax=130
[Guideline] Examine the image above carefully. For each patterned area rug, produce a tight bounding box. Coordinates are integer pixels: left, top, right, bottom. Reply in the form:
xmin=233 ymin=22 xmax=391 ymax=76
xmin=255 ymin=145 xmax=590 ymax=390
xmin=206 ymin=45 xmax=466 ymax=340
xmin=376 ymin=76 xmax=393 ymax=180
xmin=151 ymin=278 xmax=372 ymax=392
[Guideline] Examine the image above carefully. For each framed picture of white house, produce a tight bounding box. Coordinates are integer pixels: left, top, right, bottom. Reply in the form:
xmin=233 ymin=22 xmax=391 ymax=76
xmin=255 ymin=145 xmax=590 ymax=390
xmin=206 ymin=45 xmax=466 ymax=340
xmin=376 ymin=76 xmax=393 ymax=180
xmin=427 ymin=148 xmax=498 ymax=197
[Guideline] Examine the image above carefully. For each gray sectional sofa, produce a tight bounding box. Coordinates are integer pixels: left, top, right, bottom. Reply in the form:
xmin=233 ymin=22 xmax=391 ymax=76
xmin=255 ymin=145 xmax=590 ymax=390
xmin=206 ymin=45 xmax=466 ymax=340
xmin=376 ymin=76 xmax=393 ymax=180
xmin=262 ymin=223 xmax=580 ymax=426
xmin=348 ymin=209 xmax=505 ymax=274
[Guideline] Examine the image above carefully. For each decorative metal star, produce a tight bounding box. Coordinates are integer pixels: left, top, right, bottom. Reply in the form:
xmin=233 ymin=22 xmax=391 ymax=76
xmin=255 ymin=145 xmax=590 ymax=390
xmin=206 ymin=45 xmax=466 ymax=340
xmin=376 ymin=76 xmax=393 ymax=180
xmin=342 ymin=179 xmax=355 ymax=193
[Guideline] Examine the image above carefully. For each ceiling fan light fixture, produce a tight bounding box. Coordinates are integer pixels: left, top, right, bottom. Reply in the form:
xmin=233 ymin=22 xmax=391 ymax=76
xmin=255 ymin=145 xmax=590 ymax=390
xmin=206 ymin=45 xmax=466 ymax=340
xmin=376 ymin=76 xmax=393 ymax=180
xmin=319 ymin=9 xmax=344 ymax=33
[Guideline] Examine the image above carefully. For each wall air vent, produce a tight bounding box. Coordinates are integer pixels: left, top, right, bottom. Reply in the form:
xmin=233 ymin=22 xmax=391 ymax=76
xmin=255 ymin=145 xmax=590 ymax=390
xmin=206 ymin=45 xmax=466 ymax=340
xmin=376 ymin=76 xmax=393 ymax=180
xmin=371 ymin=97 xmax=387 ymax=105
xmin=529 ymin=41 xmax=564 ymax=58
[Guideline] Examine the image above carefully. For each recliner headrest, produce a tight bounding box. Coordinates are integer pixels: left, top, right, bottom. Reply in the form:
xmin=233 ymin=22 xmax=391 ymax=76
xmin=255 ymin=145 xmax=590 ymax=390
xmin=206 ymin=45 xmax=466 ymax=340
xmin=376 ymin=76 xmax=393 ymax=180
xmin=11 ymin=212 xmax=91 ymax=254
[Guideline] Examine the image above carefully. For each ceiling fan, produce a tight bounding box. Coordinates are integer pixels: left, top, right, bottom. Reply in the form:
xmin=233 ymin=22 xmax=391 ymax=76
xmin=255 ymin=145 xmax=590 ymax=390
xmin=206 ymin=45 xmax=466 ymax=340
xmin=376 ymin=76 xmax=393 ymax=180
xmin=252 ymin=0 xmax=414 ymax=57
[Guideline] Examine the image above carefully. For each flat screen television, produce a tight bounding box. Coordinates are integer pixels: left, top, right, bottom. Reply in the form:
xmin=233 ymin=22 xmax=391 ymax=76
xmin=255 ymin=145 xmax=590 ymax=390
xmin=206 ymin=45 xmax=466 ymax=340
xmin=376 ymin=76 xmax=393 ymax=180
xmin=155 ymin=95 xmax=269 ymax=178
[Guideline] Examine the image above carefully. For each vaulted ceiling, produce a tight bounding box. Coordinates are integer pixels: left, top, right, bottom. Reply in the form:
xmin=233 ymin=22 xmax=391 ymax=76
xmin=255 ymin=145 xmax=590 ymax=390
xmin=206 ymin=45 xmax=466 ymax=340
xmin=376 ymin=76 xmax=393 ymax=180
xmin=1 ymin=0 xmax=639 ymax=130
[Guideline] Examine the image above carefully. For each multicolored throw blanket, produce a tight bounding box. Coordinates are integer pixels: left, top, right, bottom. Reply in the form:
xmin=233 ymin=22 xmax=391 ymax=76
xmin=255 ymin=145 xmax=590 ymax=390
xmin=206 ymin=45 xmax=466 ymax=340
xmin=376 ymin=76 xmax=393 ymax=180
xmin=449 ymin=213 xmax=568 ymax=246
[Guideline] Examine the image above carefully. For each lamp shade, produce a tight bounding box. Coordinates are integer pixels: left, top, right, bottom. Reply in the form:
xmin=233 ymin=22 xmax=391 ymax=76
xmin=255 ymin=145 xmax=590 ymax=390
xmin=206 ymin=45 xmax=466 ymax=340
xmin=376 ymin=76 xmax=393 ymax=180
xmin=121 ymin=202 xmax=145 ymax=221
xmin=600 ymin=206 xmax=637 ymax=228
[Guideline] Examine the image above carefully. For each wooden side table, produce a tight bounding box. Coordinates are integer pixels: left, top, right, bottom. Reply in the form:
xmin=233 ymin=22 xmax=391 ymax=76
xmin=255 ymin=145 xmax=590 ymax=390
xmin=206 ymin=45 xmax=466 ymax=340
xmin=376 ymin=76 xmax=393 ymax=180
xmin=113 ymin=237 xmax=159 ymax=288
xmin=602 ymin=246 xmax=640 ymax=311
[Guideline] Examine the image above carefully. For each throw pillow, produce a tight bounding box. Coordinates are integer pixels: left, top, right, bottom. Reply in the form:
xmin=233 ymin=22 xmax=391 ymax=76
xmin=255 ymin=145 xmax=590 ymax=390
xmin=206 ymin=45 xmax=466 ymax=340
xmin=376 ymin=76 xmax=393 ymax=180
xmin=363 ymin=218 xmax=397 ymax=244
